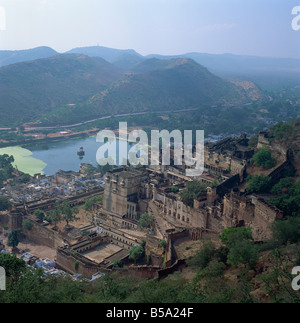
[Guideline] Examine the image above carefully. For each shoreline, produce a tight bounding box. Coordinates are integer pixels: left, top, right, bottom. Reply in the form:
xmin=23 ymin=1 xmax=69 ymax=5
xmin=0 ymin=127 xmax=143 ymax=149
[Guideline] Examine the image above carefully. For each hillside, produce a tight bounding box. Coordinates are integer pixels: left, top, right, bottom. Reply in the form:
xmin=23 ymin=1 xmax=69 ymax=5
xmin=0 ymin=46 xmax=58 ymax=67
xmin=41 ymin=58 xmax=264 ymax=126
xmin=0 ymin=54 xmax=124 ymax=126
xmin=147 ymin=53 xmax=300 ymax=90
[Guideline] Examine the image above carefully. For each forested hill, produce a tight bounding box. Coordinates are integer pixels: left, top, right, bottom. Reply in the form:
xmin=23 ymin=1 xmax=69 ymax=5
xmin=0 ymin=54 xmax=124 ymax=126
xmin=41 ymin=58 xmax=265 ymax=126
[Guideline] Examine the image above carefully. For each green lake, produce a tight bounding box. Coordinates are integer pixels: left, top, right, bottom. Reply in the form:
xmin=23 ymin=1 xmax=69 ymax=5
xmin=0 ymin=146 xmax=47 ymax=176
xmin=0 ymin=135 xmax=135 ymax=176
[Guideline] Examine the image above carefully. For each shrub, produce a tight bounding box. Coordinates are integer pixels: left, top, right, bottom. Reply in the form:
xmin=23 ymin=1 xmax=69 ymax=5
xmin=250 ymin=145 xmax=276 ymax=169
xmin=245 ymin=175 xmax=272 ymax=194
xmin=186 ymin=240 xmax=215 ymax=269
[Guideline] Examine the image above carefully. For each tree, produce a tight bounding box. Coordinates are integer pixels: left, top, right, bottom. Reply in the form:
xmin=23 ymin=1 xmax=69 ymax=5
xmin=7 ymin=229 xmax=21 ymax=249
xmin=248 ymin=135 xmax=258 ymax=149
xmin=58 ymin=201 xmax=79 ymax=227
xmin=0 ymin=154 xmax=14 ymax=169
xmin=34 ymin=209 xmax=44 ymax=222
xmin=270 ymin=217 xmax=300 ymax=245
xmin=226 ymin=240 xmax=258 ymax=269
xmin=219 ymin=227 xmax=253 ymax=248
xmin=20 ymin=173 xmax=31 ymax=183
xmin=83 ymin=196 xmax=103 ymax=212
xmin=180 ymin=180 xmax=208 ymax=207
xmin=0 ymin=253 xmax=26 ymax=280
xmin=22 ymin=219 xmax=33 ymax=231
xmin=186 ymin=240 xmax=215 ymax=269
xmin=138 ymin=212 xmax=154 ymax=230
xmin=0 ymin=196 xmax=11 ymax=211
xmin=129 ymin=245 xmax=145 ymax=264
xmin=112 ymin=259 xmax=123 ymax=268
xmin=159 ymin=240 xmax=167 ymax=249
xmin=47 ymin=209 xmax=62 ymax=229
xmin=219 ymin=227 xmax=258 ymax=269
xmin=250 ymin=145 xmax=276 ymax=169
xmin=245 ymin=175 xmax=272 ymax=194
xmin=269 ymin=179 xmax=300 ymax=217
xmin=270 ymin=177 xmax=294 ymax=195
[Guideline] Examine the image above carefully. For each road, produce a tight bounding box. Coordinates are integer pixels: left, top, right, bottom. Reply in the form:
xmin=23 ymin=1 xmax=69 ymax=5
xmin=23 ymin=107 xmax=200 ymax=131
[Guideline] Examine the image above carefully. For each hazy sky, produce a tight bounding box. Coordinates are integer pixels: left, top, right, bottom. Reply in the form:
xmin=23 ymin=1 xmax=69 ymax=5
xmin=0 ymin=0 xmax=299 ymax=58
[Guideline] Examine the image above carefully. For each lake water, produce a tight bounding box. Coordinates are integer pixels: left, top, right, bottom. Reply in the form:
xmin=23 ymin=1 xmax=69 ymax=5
xmin=1 ymin=135 xmax=138 ymax=176
xmin=28 ymin=135 xmax=102 ymax=175
xmin=0 ymin=135 xmax=123 ymax=176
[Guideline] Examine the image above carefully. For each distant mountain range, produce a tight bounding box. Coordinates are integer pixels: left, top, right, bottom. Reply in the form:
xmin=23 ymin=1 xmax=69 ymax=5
xmin=0 ymin=45 xmax=298 ymax=127
xmin=1 ymin=45 xmax=299 ymax=89
xmin=66 ymin=46 xmax=145 ymax=70
xmin=0 ymin=46 xmax=58 ymax=67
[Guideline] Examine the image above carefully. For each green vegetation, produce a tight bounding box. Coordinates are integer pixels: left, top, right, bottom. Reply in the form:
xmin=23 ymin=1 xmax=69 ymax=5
xmin=7 ymin=229 xmax=23 ymax=249
xmin=0 ymin=154 xmax=15 ymax=187
xmin=0 ymin=147 xmax=46 ymax=176
xmin=171 ymin=186 xmax=179 ymax=193
xmin=268 ymin=118 xmax=299 ymax=146
xmin=138 ymin=212 xmax=154 ymax=230
xmin=180 ymin=180 xmax=208 ymax=207
xmin=245 ymin=175 xmax=272 ymax=194
xmin=1 ymin=222 xmax=300 ymax=303
xmin=74 ymin=261 xmax=79 ymax=272
xmin=34 ymin=209 xmax=45 ymax=222
xmin=270 ymin=177 xmax=294 ymax=195
xmin=270 ymin=217 xmax=300 ymax=245
xmin=0 ymin=196 xmax=11 ymax=211
xmin=250 ymin=145 xmax=276 ymax=169
xmin=0 ymin=54 xmax=122 ymax=127
xmin=83 ymin=196 xmax=103 ymax=212
xmin=112 ymin=259 xmax=123 ymax=268
xmin=186 ymin=240 xmax=216 ymax=270
xmin=128 ymin=245 xmax=145 ymax=264
xmin=40 ymin=58 xmax=252 ymax=127
xmin=159 ymin=240 xmax=167 ymax=249
xmin=57 ymin=201 xmax=79 ymax=227
xmin=46 ymin=209 xmax=62 ymax=228
xmin=22 ymin=219 xmax=33 ymax=231
xmin=219 ymin=227 xmax=253 ymax=248
xmin=269 ymin=179 xmax=300 ymax=217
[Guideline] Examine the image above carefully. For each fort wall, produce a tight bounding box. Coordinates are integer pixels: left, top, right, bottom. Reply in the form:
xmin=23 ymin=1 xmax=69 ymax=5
xmin=23 ymin=219 xmax=64 ymax=249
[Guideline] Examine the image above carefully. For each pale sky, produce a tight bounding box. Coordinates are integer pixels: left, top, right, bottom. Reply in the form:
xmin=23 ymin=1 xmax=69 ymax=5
xmin=0 ymin=0 xmax=299 ymax=59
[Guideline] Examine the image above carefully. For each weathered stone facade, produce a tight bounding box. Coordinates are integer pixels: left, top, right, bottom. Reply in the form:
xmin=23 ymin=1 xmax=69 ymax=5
xmin=103 ymin=168 xmax=148 ymax=220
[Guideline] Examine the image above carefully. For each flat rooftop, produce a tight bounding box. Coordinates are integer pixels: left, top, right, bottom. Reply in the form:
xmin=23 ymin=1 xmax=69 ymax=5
xmin=80 ymin=243 xmax=122 ymax=264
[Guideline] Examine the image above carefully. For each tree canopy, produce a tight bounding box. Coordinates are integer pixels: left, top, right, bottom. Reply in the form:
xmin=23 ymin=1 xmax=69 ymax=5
xmin=129 ymin=245 xmax=145 ymax=263
xmin=245 ymin=175 xmax=272 ymax=194
xmin=0 ymin=196 xmax=11 ymax=211
xmin=138 ymin=212 xmax=154 ymax=230
xmin=250 ymin=145 xmax=276 ymax=169
xmin=180 ymin=180 xmax=208 ymax=207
